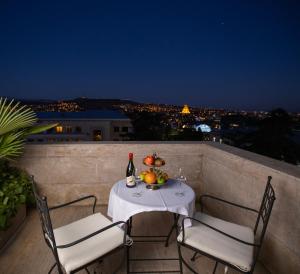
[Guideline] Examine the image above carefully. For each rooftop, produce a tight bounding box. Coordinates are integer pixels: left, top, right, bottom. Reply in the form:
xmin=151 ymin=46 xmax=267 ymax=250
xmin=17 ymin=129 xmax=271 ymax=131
xmin=36 ymin=110 xmax=130 ymax=120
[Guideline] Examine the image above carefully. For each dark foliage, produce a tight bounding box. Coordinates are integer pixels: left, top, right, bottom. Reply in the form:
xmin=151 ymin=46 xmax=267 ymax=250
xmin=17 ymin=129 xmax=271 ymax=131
xmin=0 ymin=160 xmax=34 ymax=230
xmin=127 ymin=111 xmax=203 ymax=141
xmin=245 ymin=109 xmax=300 ymax=165
xmin=170 ymin=128 xmax=203 ymax=141
xmin=127 ymin=112 xmax=172 ymax=141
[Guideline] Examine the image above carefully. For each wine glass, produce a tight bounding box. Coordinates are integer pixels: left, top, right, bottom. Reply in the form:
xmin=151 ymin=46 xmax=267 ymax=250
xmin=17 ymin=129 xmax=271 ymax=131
xmin=175 ymin=168 xmax=186 ymax=197
xmin=132 ymin=168 xmax=143 ymax=197
xmin=134 ymin=167 xmax=141 ymax=183
xmin=175 ymin=168 xmax=186 ymax=186
xmin=132 ymin=183 xmax=143 ymax=197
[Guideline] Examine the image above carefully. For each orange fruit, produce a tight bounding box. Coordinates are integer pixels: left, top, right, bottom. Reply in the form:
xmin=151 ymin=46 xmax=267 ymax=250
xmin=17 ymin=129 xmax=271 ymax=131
xmin=139 ymin=171 xmax=148 ymax=181
xmin=144 ymin=172 xmax=157 ymax=184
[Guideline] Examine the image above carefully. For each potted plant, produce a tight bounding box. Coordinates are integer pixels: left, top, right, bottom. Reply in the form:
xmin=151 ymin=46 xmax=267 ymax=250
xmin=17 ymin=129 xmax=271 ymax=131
xmin=0 ymin=98 xmax=56 ymax=250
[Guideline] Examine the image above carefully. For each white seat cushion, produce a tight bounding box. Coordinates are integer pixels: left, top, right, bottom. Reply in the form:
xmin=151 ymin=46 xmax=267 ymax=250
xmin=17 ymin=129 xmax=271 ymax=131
xmin=177 ymin=212 xmax=254 ymax=272
xmin=54 ymin=213 xmax=124 ymax=274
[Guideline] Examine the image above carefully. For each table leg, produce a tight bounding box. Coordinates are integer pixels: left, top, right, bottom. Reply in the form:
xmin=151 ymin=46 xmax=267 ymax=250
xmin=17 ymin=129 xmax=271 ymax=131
xmin=128 ymin=214 xmax=182 ymax=273
xmin=127 ymin=217 xmax=133 ymax=236
xmin=165 ymin=213 xmax=179 ymax=247
xmin=126 ymin=217 xmax=133 ymax=274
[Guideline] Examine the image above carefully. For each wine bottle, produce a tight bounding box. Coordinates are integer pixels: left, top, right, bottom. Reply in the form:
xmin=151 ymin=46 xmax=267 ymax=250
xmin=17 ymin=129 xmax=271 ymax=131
xmin=126 ymin=153 xmax=136 ymax=188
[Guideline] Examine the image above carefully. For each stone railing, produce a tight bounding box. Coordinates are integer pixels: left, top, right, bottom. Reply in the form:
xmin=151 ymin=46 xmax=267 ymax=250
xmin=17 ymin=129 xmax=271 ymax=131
xmin=200 ymin=143 xmax=300 ymax=274
xmin=19 ymin=142 xmax=300 ymax=274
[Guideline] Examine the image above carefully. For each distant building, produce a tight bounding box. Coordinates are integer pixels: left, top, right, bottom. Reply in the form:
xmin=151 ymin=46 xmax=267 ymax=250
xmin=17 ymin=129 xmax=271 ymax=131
xmin=194 ymin=124 xmax=212 ymax=133
xmin=28 ymin=110 xmax=133 ymax=142
xmin=181 ymin=104 xmax=191 ymax=114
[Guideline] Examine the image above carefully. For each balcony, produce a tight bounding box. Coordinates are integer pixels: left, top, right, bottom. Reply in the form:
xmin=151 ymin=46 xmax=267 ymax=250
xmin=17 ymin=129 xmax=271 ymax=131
xmin=0 ymin=142 xmax=299 ymax=273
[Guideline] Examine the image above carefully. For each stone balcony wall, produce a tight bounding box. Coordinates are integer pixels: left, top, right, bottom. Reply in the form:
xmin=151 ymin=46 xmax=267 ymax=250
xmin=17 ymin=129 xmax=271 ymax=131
xmin=200 ymin=143 xmax=300 ymax=274
xmin=20 ymin=142 xmax=204 ymax=205
xmin=19 ymin=142 xmax=300 ymax=274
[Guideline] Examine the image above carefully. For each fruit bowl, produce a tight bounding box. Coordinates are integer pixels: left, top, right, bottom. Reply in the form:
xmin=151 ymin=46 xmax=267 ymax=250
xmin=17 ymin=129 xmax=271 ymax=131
xmin=145 ymin=181 xmax=166 ymax=190
xmin=144 ymin=176 xmax=168 ymax=190
xmin=140 ymin=154 xmax=168 ymax=190
xmin=143 ymin=154 xmax=165 ymax=167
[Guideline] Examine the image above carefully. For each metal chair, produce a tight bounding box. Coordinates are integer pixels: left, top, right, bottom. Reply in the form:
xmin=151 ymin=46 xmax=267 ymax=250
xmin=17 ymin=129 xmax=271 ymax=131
xmin=31 ymin=177 xmax=130 ymax=274
xmin=177 ymin=176 xmax=276 ymax=274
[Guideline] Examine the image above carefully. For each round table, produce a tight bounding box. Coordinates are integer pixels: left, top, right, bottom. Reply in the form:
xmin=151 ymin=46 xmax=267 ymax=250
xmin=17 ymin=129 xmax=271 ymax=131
xmin=107 ymin=179 xmax=195 ymax=227
xmin=107 ymin=179 xmax=195 ymax=273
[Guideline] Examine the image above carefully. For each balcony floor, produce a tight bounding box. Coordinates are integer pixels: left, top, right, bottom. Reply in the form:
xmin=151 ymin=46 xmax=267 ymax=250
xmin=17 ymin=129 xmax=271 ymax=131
xmin=0 ymin=206 xmax=269 ymax=274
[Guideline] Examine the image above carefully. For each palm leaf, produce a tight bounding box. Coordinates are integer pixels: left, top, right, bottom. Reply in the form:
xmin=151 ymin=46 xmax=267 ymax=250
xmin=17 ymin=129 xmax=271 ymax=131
xmin=0 ymin=98 xmax=56 ymax=160
xmin=24 ymin=123 xmax=58 ymax=135
xmin=0 ymin=98 xmax=37 ymax=135
xmin=0 ymin=131 xmax=25 ymax=159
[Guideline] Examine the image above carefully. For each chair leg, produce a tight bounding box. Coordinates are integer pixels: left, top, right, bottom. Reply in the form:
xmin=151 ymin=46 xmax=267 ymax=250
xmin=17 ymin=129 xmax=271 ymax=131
xmin=212 ymin=262 xmax=218 ymax=274
xmin=178 ymin=244 xmax=199 ymax=274
xmin=182 ymin=256 xmax=199 ymax=274
xmin=191 ymin=251 xmax=198 ymax=261
xmin=48 ymin=263 xmax=57 ymax=274
xmin=84 ymin=267 xmax=90 ymax=274
xmin=165 ymin=213 xmax=179 ymax=247
xmin=177 ymin=244 xmax=183 ymax=274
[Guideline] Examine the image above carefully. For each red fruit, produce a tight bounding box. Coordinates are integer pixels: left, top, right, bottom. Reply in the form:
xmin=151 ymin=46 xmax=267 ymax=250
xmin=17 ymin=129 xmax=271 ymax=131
xmin=144 ymin=155 xmax=155 ymax=166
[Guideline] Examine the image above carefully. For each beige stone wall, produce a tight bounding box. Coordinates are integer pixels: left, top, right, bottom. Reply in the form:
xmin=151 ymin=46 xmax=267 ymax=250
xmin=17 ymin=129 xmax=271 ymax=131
xmin=201 ymin=143 xmax=300 ymax=274
xmin=19 ymin=142 xmax=300 ymax=273
xmin=19 ymin=142 xmax=204 ymax=205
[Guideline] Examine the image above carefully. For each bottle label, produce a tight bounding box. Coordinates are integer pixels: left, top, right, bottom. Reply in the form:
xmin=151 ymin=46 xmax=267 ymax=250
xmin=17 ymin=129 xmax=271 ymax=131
xmin=126 ymin=176 xmax=136 ymax=186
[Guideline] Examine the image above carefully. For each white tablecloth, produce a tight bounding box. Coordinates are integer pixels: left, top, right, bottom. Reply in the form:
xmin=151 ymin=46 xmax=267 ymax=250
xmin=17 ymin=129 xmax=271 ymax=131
xmin=107 ymin=179 xmax=195 ymax=226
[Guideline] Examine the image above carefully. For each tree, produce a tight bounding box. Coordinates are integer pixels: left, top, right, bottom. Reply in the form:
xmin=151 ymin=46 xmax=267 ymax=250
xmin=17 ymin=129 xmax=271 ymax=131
xmin=0 ymin=98 xmax=56 ymax=159
xmin=171 ymin=128 xmax=203 ymax=141
xmin=246 ymin=108 xmax=300 ymax=165
xmin=127 ymin=111 xmax=204 ymax=141
xmin=0 ymin=98 xmax=56 ymax=229
xmin=127 ymin=112 xmax=171 ymax=141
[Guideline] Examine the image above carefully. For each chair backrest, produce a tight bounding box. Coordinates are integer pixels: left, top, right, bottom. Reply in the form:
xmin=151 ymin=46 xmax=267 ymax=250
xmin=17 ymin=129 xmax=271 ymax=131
xmin=31 ymin=176 xmax=56 ymax=250
xmin=254 ymin=176 xmax=276 ymax=244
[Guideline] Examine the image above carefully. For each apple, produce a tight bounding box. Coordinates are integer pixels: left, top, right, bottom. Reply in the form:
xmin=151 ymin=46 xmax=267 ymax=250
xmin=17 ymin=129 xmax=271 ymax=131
xmin=144 ymin=155 xmax=155 ymax=166
xmin=157 ymin=176 xmax=165 ymax=185
xmin=154 ymin=158 xmax=163 ymax=167
xmin=139 ymin=171 xmax=148 ymax=181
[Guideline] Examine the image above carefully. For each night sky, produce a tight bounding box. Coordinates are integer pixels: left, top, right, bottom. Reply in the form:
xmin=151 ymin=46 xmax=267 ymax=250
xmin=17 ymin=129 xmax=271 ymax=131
xmin=0 ymin=1 xmax=299 ymax=111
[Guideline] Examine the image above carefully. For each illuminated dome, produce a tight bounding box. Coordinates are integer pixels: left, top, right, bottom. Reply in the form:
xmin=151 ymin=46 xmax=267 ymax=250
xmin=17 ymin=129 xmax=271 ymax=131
xmin=195 ymin=124 xmax=211 ymax=133
xmin=181 ymin=104 xmax=191 ymax=114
